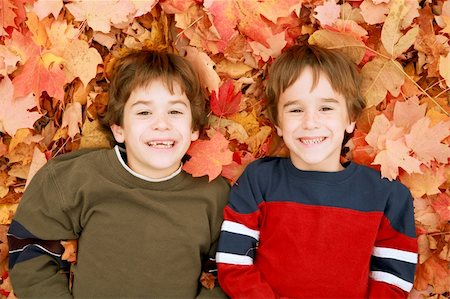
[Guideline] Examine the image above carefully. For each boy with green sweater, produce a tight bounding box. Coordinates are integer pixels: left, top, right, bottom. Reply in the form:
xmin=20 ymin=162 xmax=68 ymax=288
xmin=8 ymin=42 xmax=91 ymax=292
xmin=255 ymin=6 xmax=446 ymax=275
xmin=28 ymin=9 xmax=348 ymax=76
xmin=8 ymin=50 xmax=230 ymax=298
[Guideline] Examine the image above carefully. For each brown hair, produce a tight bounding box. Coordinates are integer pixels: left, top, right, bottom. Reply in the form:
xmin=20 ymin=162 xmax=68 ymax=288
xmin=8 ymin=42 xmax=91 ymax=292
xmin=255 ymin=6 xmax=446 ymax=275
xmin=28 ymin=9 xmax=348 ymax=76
xmin=101 ymin=50 xmax=207 ymax=131
xmin=265 ymin=44 xmax=366 ymax=125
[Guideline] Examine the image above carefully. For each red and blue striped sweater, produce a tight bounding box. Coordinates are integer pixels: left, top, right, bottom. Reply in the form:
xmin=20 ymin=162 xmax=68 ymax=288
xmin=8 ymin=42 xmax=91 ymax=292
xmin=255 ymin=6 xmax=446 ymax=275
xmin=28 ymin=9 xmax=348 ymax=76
xmin=216 ymin=157 xmax=417 ymax=298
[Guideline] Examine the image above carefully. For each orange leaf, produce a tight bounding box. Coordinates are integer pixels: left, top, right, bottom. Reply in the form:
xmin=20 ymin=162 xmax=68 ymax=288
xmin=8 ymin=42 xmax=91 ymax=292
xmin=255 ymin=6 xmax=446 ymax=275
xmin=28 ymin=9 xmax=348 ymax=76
xmin=12 ymin=54 xmax=67 ymax=103
xmin=60 ymin=239 xmax=78 ymax=264
xmin=210 ymin=80 xmax=241 ymax=117
xmin=399 ymin=164 xmax=446 ymax=198
xmin=0 ymin=0 xmax=17 ymax=33
xmin=183 ymin=131 xmax=233 ymax=181
xmin=199 ymin=272 xmax=215 ymax=290
xmin=405 ymin=117 xmax=450 ymax=165
xmin=431 ymin=192 xmax=450 ymax=222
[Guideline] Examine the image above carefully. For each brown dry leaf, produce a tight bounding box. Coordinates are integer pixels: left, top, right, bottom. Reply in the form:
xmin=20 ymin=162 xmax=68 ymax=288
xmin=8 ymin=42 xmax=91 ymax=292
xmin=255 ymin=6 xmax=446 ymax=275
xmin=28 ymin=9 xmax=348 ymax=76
xmin=308 ymin=29 xmax=366 ymax=65
xmin=360 ymin=57 xmax=405 ymax=107
xmin=79 ymin=119 xmax=112 ymax=149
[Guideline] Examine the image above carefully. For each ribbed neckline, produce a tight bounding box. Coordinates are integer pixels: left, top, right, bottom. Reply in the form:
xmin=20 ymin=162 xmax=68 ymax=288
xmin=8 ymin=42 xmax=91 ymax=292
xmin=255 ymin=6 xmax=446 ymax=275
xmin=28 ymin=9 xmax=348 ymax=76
xmin=283 ymin=158 xmax=359 ymax=184
xmin=104 ymin=147 xmax=188 ymax=190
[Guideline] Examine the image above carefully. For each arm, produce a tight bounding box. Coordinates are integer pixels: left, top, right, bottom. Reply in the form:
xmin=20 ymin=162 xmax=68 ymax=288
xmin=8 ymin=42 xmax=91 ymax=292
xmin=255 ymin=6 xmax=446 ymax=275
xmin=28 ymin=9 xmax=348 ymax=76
xmin=7 ymin=164 xmax=78 ymax=298
xmin=216 ymin=165 xmax=278 ymax=299
xmin=368 ymin=183 xmax=418 ymax=298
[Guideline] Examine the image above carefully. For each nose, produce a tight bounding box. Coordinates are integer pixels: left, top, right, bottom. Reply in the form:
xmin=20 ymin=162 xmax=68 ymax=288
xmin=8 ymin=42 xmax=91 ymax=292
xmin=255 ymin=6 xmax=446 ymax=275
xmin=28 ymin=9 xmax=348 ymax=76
xmin=302 ymin=110 xmax=319 ymax=129
xmin=152 ymin=113 xmax=170 ymax=130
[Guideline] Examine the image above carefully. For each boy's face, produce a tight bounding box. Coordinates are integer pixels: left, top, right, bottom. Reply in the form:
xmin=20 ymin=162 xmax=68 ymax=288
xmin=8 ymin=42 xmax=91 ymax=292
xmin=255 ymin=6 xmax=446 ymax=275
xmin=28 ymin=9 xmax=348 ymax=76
xmin=275 ymin=67 xmax=355 ymax=172
xmin=111 ymin=80 xmax=199 ymax=179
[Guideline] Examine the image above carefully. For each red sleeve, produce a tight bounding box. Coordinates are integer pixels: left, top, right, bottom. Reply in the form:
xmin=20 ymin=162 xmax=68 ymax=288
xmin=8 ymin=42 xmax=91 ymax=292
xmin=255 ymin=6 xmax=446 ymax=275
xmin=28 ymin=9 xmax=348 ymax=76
xmin=368 ymin=184 xmax=418 ymax=298
xmin=216 ymin=205 xmax=278 ymax=298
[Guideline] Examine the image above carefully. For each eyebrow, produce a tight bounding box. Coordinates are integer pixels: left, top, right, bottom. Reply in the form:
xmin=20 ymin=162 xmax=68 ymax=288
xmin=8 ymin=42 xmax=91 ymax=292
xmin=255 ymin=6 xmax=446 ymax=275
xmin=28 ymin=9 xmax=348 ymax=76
xmin=130 ymin=99 xmax=189 ymax=107
xmin=282 ymin=97 xmax=340 ymax=108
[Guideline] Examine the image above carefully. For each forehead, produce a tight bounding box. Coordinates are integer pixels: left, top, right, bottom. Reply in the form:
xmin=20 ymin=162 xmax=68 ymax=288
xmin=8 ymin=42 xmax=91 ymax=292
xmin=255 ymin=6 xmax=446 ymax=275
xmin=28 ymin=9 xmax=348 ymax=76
xmin=279 ymin=68 xmax=347 ymax=105
xmin=127 ymin=80 xmax=189 ymax=105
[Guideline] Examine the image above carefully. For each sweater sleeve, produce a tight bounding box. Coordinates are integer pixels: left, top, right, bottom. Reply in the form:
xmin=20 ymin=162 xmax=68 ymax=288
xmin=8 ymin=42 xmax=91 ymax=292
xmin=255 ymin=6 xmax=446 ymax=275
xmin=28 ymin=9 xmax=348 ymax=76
xmin=7 ymin=163 xmax=79 ymax=298
xmin=216 ymin=164 xmax=277 ymax=298
xmin=368 ymin=182 xmax=418 ymax=298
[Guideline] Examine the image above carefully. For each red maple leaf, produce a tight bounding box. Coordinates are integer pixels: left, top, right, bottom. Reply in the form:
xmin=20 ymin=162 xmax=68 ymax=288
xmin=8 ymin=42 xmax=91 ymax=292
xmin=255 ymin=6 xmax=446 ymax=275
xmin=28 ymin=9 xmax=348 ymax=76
xmin=210 ymin=80 xmax=241 ymax=117
xmin=183 ymin=131 xmax=233 ymax=181
xmin=12 ymin=54 xmax=67 ymax=103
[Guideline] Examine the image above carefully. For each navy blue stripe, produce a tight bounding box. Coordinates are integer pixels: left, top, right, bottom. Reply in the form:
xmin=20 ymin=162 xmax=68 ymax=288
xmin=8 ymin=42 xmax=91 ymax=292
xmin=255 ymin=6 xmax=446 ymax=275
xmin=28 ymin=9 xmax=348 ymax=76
xmin=370 ymin=256 xmax=416 ymax=283
xmin=9 ymin=243 xmax=70 ymax=271
xmin=8 ymin=220 xmax=37 ymax=239
xmin=218 ymin=231 xmax=257 ymax=259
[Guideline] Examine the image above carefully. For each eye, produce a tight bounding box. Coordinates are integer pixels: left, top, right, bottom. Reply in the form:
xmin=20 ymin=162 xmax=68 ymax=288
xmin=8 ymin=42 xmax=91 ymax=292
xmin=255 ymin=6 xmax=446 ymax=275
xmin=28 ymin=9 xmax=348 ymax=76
xmin=169 ymin=110 xmax=183 ymax=115
xmin=137 ymin=111 xmax=151 ymax=116
xmin=320 ymin=106 xmax=334 ymax=112
xmin=288 ymin=108 xmax=303 ymax=113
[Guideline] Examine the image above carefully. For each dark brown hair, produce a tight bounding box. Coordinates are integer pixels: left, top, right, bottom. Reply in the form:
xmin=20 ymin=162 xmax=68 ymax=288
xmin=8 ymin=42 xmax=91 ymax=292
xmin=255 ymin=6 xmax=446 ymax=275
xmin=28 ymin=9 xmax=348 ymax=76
xmin=266 ymin=44 xmax=366 ymax=125
xmin=101 ymin=50 xmax=207 ymax=131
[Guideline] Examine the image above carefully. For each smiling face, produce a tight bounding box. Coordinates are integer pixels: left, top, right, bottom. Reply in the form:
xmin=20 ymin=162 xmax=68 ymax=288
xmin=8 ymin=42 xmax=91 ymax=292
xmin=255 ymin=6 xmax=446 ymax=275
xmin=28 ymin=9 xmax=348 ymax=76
xmin=276 ymin=67 xmax=355 ymax=172
xmin=111 ymin=79 xmax=199 ymax=179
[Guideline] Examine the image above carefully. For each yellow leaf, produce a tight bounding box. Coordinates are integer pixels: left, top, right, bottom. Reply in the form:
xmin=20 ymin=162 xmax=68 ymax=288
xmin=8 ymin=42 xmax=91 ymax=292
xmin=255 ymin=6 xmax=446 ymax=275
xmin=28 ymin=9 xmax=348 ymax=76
xmin=25 ymin=12 xmax=49 ymax=48
xmin=25 ymin=147 xmax=47 ymax=190
xmin=63 ymin=40 xmax=103 ymax=87
xmin=0 ymin=204 xmax=18 ymax=225
xmin=360 ymin=57 xmax=404 ymax=107
xmin=61 ymin=102 xmax=82 ymax=139
xmin=308 ymin=29 xmax=366 ymax=64
xmin=439 ymin=53 xmax=450 ymax=88
xmin=79 ymin=119 xmax=112 ymax=149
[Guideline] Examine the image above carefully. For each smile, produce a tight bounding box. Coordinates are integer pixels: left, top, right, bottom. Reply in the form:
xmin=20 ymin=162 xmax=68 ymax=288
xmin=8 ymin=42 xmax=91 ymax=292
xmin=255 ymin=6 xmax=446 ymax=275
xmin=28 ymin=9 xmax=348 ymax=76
xmin=147 ymin=141 xmax=175 ymax=148
xmin=299 ymin=137 xmax=326 ymax=145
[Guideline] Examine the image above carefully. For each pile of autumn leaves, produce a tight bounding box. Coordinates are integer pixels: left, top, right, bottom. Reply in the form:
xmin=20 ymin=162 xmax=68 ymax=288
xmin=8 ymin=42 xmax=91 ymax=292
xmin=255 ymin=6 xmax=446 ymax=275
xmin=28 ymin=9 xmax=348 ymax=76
xmin=0 ymin=0 xmax=450 ymax=297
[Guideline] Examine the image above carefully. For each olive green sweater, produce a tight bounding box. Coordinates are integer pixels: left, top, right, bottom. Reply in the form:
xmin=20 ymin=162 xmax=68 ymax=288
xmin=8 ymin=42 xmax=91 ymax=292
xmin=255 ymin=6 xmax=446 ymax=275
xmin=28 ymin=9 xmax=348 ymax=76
xmin=8 ymin=147 xmax=230 ymax=298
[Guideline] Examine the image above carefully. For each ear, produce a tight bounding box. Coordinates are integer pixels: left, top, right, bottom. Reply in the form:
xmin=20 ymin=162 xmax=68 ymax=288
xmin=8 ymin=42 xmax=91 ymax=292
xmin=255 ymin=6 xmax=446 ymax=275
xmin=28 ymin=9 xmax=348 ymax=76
xmin=345 ymin=121 xmax=356 ymax=134
xmin=275 ymin=125 xmax=283 ymax=137
xmin=111 ymin=124 xmax=125 ymax=143
xmin=191 ymin=130 xmax=199 ymax=142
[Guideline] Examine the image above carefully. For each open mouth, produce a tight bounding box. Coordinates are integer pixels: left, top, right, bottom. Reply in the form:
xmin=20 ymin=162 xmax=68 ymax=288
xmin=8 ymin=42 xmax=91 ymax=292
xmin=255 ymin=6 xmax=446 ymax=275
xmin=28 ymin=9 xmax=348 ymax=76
xmin=299 ymin=137 xmax=326 ymax=145
xmin=147 ymin=141 xmax=175 ymax=149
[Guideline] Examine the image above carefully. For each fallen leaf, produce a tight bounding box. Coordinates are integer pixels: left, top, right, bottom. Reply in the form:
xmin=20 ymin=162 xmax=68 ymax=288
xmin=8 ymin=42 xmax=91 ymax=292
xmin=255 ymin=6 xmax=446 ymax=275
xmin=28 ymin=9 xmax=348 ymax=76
xmin=360 ymin=57 xmax=404 ymax=107
xmin=308 ymin=29 xmax=366 ymax=65
xmin=0 ymin=77 xmax=42 ymax=136
xmin=199 ymin=272 xmax=215 ymax=290
xmin=12 ymin=52 xmax=68 ymax=103
xmin=431 ymin=192 xmax=450 ymax=222
xmin=63 ymin=39 xmax=103 ymax=87
xmin=359 ymin=0 xmax=388 ymax=25
xmin=439 ymin=53 xmax=450 ymax=88
xmin=392 ymin=97 xmax=426 ymax=130
xmin=184 ymin=46 xmax=220 ymax=93
xmin=0 ymin=44 xmax=20 ymax=76
xmin=381 ymin=0 xmax=419 ymax=58
xmin=61 ymin=102 xmax=82 ymax=139
xmin=372 ymin=138 xmax=422 ymax=180
xmin=0 ymin=0 xmax=18 ymax=34
xmin=248 ymin=31 xmax=287 ymax=62
xmin=25 ymin=147 xmax=47 ymax=190
xmin=314 ymin=0 xmax=340 ymax=27
xmin=61 ymin=240 xmax=78 ymax=263
xmin=210 ymin=80 xmax=241 ymax=117
xmin=65 ymin=0 xmax=135 ymax=33
xmin=405 ymin=117 xmax=450 ymax=165
xmin=183 ymin=130 xmax=233 ymax=181
xmin=399 ymin=164 xmax=446 ymax=198
xmin=31 ymin=0 xmax=63 ymax=20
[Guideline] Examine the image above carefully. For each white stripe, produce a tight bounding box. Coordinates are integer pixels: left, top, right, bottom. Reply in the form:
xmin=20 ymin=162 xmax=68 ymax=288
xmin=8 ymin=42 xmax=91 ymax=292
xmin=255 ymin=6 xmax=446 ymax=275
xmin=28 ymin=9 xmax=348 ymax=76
xmin=370 ymin=271 xmax=413 ymax=291
xmin=9 ymin=244 xmax=62 ymax=258
xmin=372 ymin=247 xmax=417 ymax=263
xmin=216 ymin=252 xmax=253 ymax=265
xmin=221 ymin=220 xmax=260 ymax=240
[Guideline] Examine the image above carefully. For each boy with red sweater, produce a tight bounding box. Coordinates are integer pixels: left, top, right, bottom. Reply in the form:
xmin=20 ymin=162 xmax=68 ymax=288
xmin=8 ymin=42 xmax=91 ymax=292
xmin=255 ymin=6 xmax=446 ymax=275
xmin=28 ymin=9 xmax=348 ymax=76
xmin=216 ymin=44 xmax=417 ymax=298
